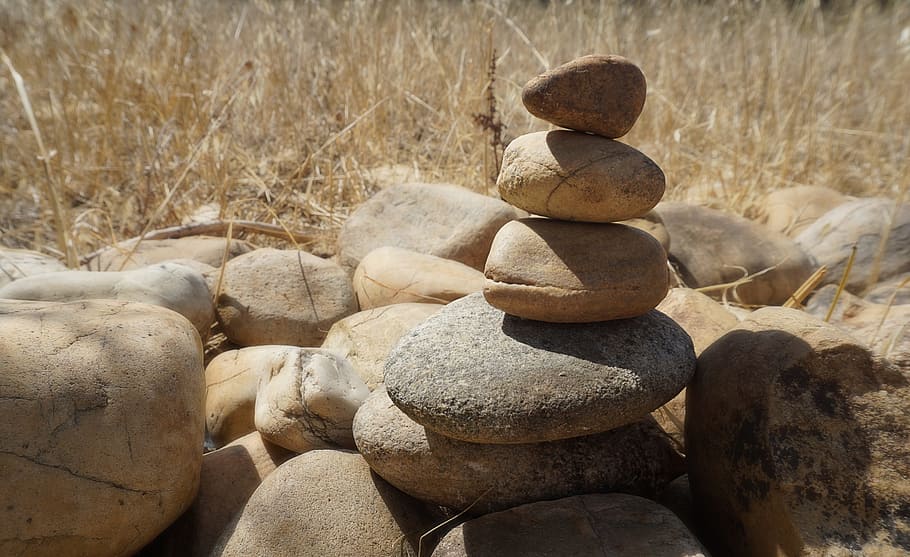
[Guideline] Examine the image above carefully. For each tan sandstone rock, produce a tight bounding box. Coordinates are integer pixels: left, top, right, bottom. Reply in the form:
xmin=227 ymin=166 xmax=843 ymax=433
xmin=434 ymin=494 xmax=708 ymax=557
xmin=521 ymin=54 xmax=647 ymax=139
xmin=215 ymin=248 xmax=358 ymax=347
xmin=0 ymin=299 xmax=204 ymax=557
xmin=686 ymin=307 xmax=910 ymax=556
xmin=498 ymin=130 xmax=665 ymax=222
xmin=212 ymin=450 xmax=441 ymax=557
xmin=0 ymin=247 xmax=67 ymax=287
xmin=353 ymin=246 xmax=485 ymax=309
xmin=320 ymin=303 xmax=443 ymax=389
xmin=84 ymin=236 xmax=254 ymax=271
xmin=336 ymin=182 xmax=524 ymax=273
xmin=204 ymin=348 xmax=264 ymax=448
xmin=254 ymin=347 xmax=369 ymax=453
xmin=758 ymin=185 xmax=851 ymax=237
xmin=484 ymin=218 xmax=669 ymax=322
xmin=0 ymin=262 xmax=215 ymax=339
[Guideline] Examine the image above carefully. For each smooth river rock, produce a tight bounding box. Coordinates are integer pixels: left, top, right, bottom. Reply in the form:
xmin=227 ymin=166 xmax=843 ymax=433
xmin=0 ymin=299 xmax=204 ymax=557
xmin=758 ymin=185 xmax=851 ymax=237
xmin=484 ymin=218 xmax=669 ymax=322
xmin=204 ymin=347 xmax=267 ymax=448
xmin=498 ymin=130 xmax=665 ymax=222
xmin=354 ymin=387 xmax=684 ymax=515
xmin=84 ymin=236 xmax=254 ymax=271
xmin=385 ymin=293 xmax=695 ymax=444
xmin=522 ymin=54 xmax=647 ymax=139
xmin=0 ymin=247 xmax=67 ymax=286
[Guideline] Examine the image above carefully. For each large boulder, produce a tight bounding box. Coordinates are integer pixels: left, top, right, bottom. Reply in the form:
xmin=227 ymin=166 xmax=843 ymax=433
xmin=212 ymin=450 xmax=442 ymax=557
xmin=0 ymin=262 xmax=215 ymax=339
xmin=320 ymin=303 xmax=443 ymax=389
xmin=686 ymin=307 xmax=910 ymax=556
xmin=214 ymin=248 xmax=358 ymax=346
xmin=84 ymin=236 xmax=254 ymax=271
xmin=353 ymin=246 xmax=485 ymax=309
xmin=0 ymin=247 xmax=67 ymax=287
xmin=656 ymin=202 xmax=815 ymax=306
xmin=336 ymin=182 xmax=524 ymax=273
xmin=0 ymin=299 xmax=205 ymax=557
xmin=795 ymin=197 xmax=910 ymax=292
xmin=385 ymin=293 xmax=695 ymax=444
xmin=758 ymin=185 xmax=851 ymax=237
xmin=434 ymin=494 xmax=708 ymax=557
xmin=354 ymin=387 xmax=684 ymax=515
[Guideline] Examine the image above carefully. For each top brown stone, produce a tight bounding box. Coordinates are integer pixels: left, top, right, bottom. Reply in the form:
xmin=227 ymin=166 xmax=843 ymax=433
xmin=522 ymin=54 xmax=646 ymax=138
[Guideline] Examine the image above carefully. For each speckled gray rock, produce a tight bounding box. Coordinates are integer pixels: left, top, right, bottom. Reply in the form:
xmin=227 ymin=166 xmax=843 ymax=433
xmin=795 ymin=198 xmax=910 ymax=292
xmin=212 ymin=450 xmax=442 ymax=557
xmin=687 ymin=307 xmax=910 ymax=556
xmin=354 ymin=387 xmax=684 ymax=515
xmin=656 ymin=202 xmax=815 ymax=306
xmin=433 ymin=494 xmax=708 ymax=557
xmin=865 ymin=272 xmax=910 ymax=305
xmin=498 ymin=130 xmax=665 ymax=223
xmin=0 ymin=247 xmax=67 ymax=287
xmin=336 ymin=183 xmax=525 ymax=273
xmin=384 ymin=293 xmax=695 ymax=444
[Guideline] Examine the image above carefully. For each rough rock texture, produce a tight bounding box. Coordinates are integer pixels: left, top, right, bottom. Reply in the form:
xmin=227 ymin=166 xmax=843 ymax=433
xmin=865 ymin=272 xmax=910 ymax=305
xmin=657 ymin=202 xmax=815 ymax=306
xmin=0 ymin=299 xmax=205 ymax=557
xmin=84 ymin=236 xmax=254 ymax=271
xmin=205 ymin=348 xmax=265 ymax=448
xmin=484 ymin=219 xmax=669 ymax=322
xmin=215 ymin=248 xmax=358 ymax=346
xmin=796 ymin=198 xmax=910 ymax=292
xmin=758 ymin=185 xmax=851 ymax=237
xmin=336 ymin=182 xmax=524 ymax=273
xmin=805 ymin=284 xmax=910 ymax=372
xmin=139 ymin=432 xmax=293 ymax=557
xmin=686 ymin=307 xmax=910 ymax=556
xmin=498 ymin=130 xmax=665 ymax=222
xmin=651 ymin=287 xmax=741 ymax=446
xmin=0 ymin=262 xmax=215 ymax=339
xmin=434 ymin=494 xmax=708 ymax=557
xmin=212 ymin=450 xmax=442 ymax=557
xmin=620 ymin=209 xmax=671 ymax=252
xmin=385 ymin=293 xmax=695 ymax=444
xmin=353 ymin=246 xmax=485 ymax=309
xmin=254 ymin=347 xmax=369 ymax=453
xmin=0 ymin=247 xmax=67 ymax=287
xmin=320 ymin=303 xmax=443 ymax=389
xmin=521 ymin=54 xmax=647 ymax=139
xmin=354 ymin=387 xmax=684 ymax=515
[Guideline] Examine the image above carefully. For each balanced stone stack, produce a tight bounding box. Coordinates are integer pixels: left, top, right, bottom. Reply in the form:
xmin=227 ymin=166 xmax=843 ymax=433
xmin=354 ymin=55 xmax=696 ymax=520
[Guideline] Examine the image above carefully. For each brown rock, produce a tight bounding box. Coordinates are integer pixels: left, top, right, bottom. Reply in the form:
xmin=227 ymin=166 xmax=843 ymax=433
xmin=215 ymin=248 xmax=358 ymax=346
xmin=656 ymin=202 xmax=815 ymax=306
xmin=353 ymin=246 xmax=485 ymax=309
xmin=0 ymin=299 xmax=204 ymax=557
xmin=354 ymin=387 xmax=685 ymax=516
xmin=212 ymin=450 xmax=442 ymax=557
xmin=758 ymin=185 xmax=851 ymax=237
xmin=434 ymin=494 xmax=708 ymax=557
xmin=337 ymin=182 xmax=524 ymax=273
xmin=84 ymin=236 xmax=253 ymax=271
xmin=686 ymin=307 xmax=910 ymax=556
xmin=320 ymin=303 xmax=443 ymax=389
xmin=484 ymin=218 xmax=669 ymax=322
xmin=498 ymin=131 xmax=665 ymax=222
xmin=522 ymin=54 xmax=647 ymax=138
xmin=620 ymin=209 xmax=671 ymax=252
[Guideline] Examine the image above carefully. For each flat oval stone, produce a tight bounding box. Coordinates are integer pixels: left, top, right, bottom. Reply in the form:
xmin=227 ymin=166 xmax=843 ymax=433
xmin=384 ymin=293 xmax=695 ymax=444
xmin=497 ymin=130 xmax=665 ymax=222
xmin=522 ymin=54 xmax=647 ymax=138
xmin=484 ymin=218 xmax=669 ymax=322
xmin=354 ymin=387 xmax=684 ymax=516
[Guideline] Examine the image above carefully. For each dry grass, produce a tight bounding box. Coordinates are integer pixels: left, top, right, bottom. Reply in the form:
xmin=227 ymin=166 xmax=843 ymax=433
xmin=2 ymin=0 xmax=909 ymax=262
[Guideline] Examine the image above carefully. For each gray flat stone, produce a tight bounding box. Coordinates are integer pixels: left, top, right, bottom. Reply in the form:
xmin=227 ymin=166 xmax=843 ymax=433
xmin=385 ymin=293 xmax=695 ymax=444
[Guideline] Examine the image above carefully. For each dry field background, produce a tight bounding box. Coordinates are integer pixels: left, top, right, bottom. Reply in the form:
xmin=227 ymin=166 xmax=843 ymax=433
xmin=1 ymin=0 xmax=909 ymax=265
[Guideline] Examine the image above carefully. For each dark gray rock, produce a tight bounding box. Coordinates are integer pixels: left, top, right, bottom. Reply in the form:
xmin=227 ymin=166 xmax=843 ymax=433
xmin=384 ymin=293 xmax=695 ymax=444
xmin=354 ymin=387 xmax=684 ymax=515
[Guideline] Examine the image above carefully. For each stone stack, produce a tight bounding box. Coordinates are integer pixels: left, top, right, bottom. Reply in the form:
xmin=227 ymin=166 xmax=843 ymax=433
xmin=354 ymin=54 xmax=697 ymax=519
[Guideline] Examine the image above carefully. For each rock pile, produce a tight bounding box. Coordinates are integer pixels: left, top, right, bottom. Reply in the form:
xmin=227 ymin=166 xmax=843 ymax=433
xmin=355 ymin=55 xmax=696 ymax=524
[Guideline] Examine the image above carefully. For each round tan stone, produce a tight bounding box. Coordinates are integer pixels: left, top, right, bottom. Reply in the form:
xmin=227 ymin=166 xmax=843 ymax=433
xmin=620 ymin=209 xmax=671 ymax=252
xmin=522 ymin=54 xmax=647 ymax=138
xmin=484 ymin=218 xmax=669 ymax=322
xmin=497 ymin=130 xmax=665 ymax=222
xmin=758 ymin=185 xmax=851 ymax=237
xmin=204 ymin=348 xmax=264 ymax=448
xmin=84 ymin=236 xmax=254 ymax=271
xmin=353 ymin=246 xmax=485 ymax=309
xmin=0 ymin=247 xmax=67 ymax=287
